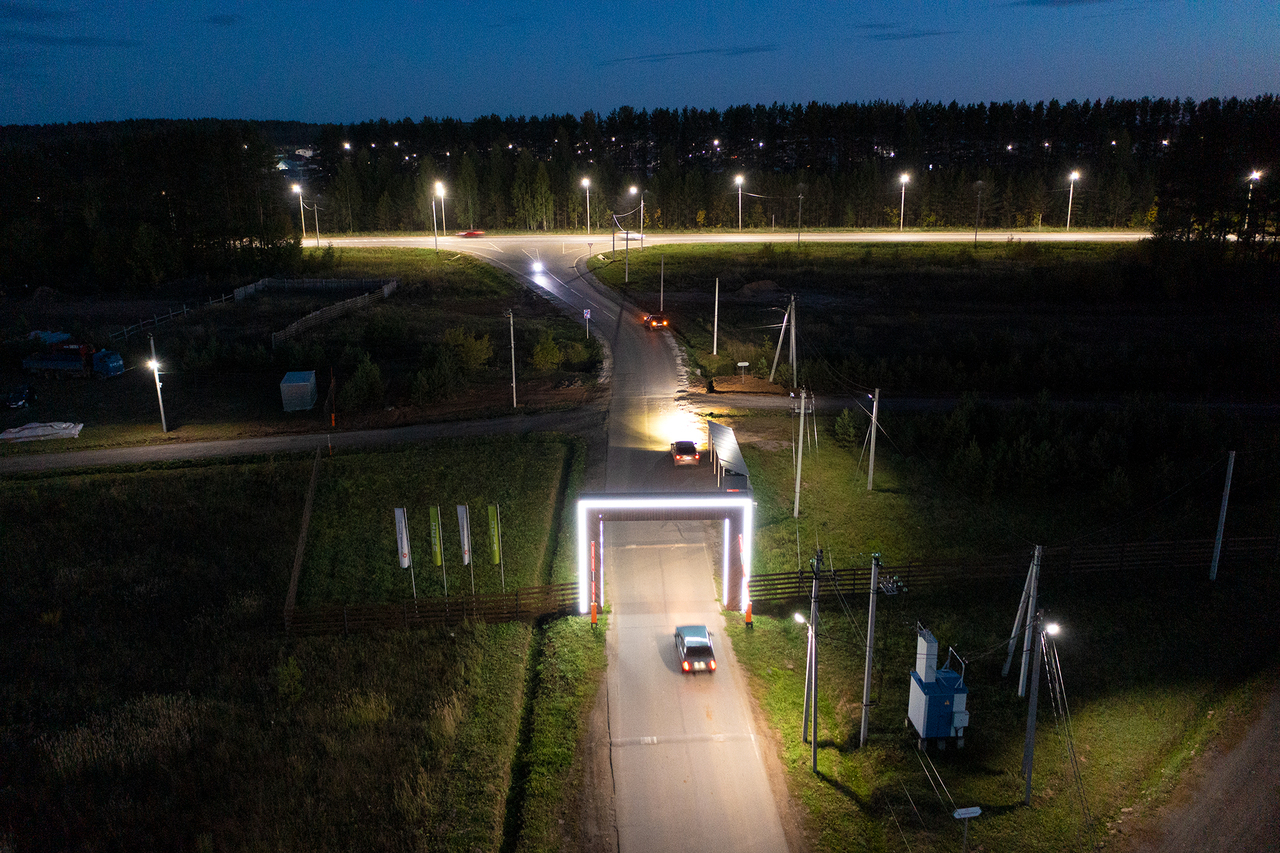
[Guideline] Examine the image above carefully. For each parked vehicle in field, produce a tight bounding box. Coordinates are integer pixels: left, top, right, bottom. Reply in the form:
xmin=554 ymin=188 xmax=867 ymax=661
xmin=675 ymin=625 xmax=717 ymax=674
xmin=3 ymin=384 xmax=34 ymax=408
xmin=23 ymin=344 xmax=124 ymax=379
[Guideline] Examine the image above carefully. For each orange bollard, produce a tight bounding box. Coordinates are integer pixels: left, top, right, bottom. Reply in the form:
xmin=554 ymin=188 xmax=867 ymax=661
xmin=591 ymin=600 xmax=598 ymax=628
xmin=745 ymin=601 xmax=753 ymax=629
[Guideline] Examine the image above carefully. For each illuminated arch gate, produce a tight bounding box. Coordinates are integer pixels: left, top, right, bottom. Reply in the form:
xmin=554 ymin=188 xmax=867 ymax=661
xmin=576 ymin=493 xmax=755 ymax=615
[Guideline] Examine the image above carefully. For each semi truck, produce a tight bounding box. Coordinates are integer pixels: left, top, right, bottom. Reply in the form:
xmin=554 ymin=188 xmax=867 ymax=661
xmin=23 ymin=344 xmax=125 ymax=379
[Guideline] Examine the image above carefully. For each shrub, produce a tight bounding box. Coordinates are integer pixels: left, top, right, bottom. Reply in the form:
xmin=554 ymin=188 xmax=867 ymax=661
xmin=529 ymin=328 xmax=563 ymax=373
xmin=442 ymin=326 xmax=493 ymax=373
xmin=338 ymin=353 xmax=384 ymax=411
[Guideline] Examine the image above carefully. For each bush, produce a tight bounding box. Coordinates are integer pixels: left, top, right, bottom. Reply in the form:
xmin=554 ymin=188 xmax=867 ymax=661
xmin=338 ymin=353 xmax=384 ymax=411
xmin=442 ymin=326 xmax=493 ymax=373
xmin=529 ymin=328 xmax=563 ymax=373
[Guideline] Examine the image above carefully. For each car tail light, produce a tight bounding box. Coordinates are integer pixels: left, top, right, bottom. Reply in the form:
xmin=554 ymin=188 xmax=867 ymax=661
xmin=709 ymin=660 xmax=716 ymax=671
xmin=682 ymin=660 xmax=690 ymax=672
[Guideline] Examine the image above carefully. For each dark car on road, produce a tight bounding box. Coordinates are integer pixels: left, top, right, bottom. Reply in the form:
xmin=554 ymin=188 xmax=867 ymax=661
xmin=670 ymin=441 xmax=700 ymax=466
xmin=675 ymin=625 xmax=717 ymax=674
xmin=643 ymin=312 xmax=668 ymax=330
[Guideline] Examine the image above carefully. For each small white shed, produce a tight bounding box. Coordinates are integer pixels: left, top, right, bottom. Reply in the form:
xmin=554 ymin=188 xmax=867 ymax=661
xmin=280 ymin=371 xmax=317 ymax=412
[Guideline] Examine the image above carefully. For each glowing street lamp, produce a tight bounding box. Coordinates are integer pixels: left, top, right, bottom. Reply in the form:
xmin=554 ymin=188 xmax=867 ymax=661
xmin=147 ymin=334 xmax=167 ymax=433
xmin=629 ymin=185 xmax=648 ymax=246
xmin=899 ymin=173 xmax=910 ymax=230
xmin=1245 ymin=170 xmax=1263 ymax=232
xmin=737 ymin=174 xmax=747 ymax=230
xmin=1066 ymin=171 xmax=1081 ymax=230
xmin=435 ymin=181 xmax=446 ymax=233
xmin=292 ymin=183 xmax=306 ymax=243
xmin=582 ymin=177 xmax=591 ymax=235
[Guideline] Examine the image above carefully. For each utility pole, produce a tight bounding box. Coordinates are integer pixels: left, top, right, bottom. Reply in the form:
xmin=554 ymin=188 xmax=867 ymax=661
xmin=789 ymin=293 xmax=798 ymax=388
xmin=148 ymin=334 xmax=167 ymax=433
xmin=1210 ymin=451 xmax=1236 ymax=580
xmin=793 ymin=389 xmax=806 ymax=518
xmin=799 ymin=551 xmax=820 ymax=773
xmin=506 ymin=310 xmax=517 ymax=408
xmin=712 ymin=278 xmax=719 ymax=355
xmin=860 ymin=554 xmax=880 ymax=748
xmin=660 ymin=255 xmax=665 ymax=311
xmin=866 ymin=388 xmax=880 ymax=491
xmin=769 ymin=301 xmax=790 ymax=383
xmin=1023 ymin=610 xmax=1045 ymax=806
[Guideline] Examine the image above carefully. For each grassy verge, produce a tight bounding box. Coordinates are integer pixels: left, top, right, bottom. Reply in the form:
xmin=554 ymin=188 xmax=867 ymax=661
xmin=719 ymin=413 xmax=1279 ymax=852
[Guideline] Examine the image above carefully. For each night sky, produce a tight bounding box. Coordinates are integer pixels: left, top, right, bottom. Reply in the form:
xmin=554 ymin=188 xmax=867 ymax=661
xmin=2 ymin=0 xmax=1277 ymax=126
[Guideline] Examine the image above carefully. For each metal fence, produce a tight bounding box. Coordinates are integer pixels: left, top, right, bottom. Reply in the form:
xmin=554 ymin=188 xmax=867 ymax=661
xmin=284 ymin=581 xmax=579 ymax=636
xmin=747 ymin=536 xmax=1280 ymax=604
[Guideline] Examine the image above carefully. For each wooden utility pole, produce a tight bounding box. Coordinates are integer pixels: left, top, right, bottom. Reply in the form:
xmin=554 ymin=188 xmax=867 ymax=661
xmin=866 ymin=388 xmax=879 ymax=491
xmin=1210 ymin=451 xmax=1235 ymax=580
xmin=860 ymin=554 xmax=880 ymax=748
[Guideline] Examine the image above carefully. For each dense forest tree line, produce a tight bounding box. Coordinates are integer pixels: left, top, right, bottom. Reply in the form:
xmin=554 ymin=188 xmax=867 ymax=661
xmin=1 ymin=96 xmax=1275 ymax=292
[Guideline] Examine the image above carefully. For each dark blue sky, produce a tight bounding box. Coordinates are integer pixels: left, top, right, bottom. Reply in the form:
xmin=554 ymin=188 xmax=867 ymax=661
xmin=2 ymin=0 xmax=1276 ymax=126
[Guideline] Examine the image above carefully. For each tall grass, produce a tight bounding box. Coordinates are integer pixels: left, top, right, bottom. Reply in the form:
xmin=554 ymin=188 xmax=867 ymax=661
xmin=0 ymin=435 xmax=584 ymax=852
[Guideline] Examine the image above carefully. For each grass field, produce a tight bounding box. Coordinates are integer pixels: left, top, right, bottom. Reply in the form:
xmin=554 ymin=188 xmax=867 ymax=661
xmin=589 ymin=241 xmax=1279 ymax=401
xmin=718 ymin=410 xmax=1279 ymax=853
xmin=0 ymin=434 xmax=606 ymax=853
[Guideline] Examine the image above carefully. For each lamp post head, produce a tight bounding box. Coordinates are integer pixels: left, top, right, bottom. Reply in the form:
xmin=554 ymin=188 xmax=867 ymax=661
xmin=291 ymin=184 xmax=301 ymax=194
xmin=793 ymin=612 xmax=806 ymax=624
xmin=581 ymin=177 xmax=590 ymax=189
xmin=630 ymin=185 xmax=638 ymax=195
xmin=900 ymin=173 xmax=910 ymax=185
xmin=1249 ymin=170 xmax=1263 ymax=182
xmin=147 ymin=359 xmax=160 ymax=372
xmin=435 ymin=181 xmax=444 ymax=197
xmin=1070 ymin=171 xmax=1081 ymax=182
xmin=735 ymin=174 xmax=744 ymax=187
xmin=1045 ymin=622 xmax=1061 ymax=636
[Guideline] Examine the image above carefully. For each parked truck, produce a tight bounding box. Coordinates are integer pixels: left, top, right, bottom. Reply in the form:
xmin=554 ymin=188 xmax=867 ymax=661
xmin=23 ymin=344 xmax=124 ymax=379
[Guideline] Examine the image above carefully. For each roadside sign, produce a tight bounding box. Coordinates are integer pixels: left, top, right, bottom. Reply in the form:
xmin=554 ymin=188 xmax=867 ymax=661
xmin=394 ymin=507 xmax=411 ymax=568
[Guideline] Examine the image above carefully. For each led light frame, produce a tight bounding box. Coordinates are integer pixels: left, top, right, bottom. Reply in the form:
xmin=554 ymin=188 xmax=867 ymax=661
xmin=576 ymin=494 xmax=755 ymax=614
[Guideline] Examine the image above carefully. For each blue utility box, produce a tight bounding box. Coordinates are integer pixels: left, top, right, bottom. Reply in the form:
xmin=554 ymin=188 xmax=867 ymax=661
xmin=907 ymin=628 xmax=970 ymax=747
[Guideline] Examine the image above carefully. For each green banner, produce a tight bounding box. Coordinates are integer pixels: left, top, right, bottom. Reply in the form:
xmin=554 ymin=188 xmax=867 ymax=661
xmin=429 ymin=506 xmax=443 ymax=567
xmin=488 ymin=504 xmax=502 ymax=565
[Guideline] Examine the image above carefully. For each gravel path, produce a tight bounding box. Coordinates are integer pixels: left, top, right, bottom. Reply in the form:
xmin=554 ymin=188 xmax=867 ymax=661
xmin=1113 ymin=672 xmax=1280 ymax=853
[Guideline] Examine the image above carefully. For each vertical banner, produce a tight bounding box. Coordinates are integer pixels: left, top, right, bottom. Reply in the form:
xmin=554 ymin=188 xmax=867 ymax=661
xmin=489 ymin=503 xmax=505 ymax=593
xmin=429 ymin=506 xmax=443 ymax=566
xmin=488 ymin=505 xmax=501 ymax=565
xmin=457 ymin=504 xmax=474 ymax=595
xmin=395 ymin=507 xmax=416 ymax=599
xmin=457 ymin=505 xmax=472 ymax=565
xmin=429 ymin=505 xmax=446 ymax=597
xmin=394 ymin=508 xmax=411 ymax=568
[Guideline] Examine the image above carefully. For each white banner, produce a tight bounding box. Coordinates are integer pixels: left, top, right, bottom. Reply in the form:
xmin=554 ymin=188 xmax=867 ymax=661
xmin=457 ymin=505 xmax=472 ymax=565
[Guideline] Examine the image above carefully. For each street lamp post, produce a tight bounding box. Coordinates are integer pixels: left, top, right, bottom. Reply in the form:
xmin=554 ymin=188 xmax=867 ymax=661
xmin=974 ymin=181 xmax=984 ymax=246
xmin=899 ymin=173 xmax=910 ymax=230
xmin=1066 ymin=171 xmax=1081 ymax=230
xmin=1245 ymin=170 xmax=1263 ymax=232
xmin=506 ymin=309 xmax=517 ymax=408
xmin=436 ymin=181 xmax=446 ymax=233
xmin=582 ymin=177 xmax=591 ymax=235
xmin=292 ymin=184 xmax=306 ymax=243
xmin=1023 ymin=614 xmax=1061 ymax=805
xmin=147 ymin=334 xmax=167 ymax=433
xmin=629 ymin=185 xmax=646 ymax=246
xmin=431 ymin=189 xmax=438 ymax=253
xmin=737 ymin=174 xmax=747 ymax=230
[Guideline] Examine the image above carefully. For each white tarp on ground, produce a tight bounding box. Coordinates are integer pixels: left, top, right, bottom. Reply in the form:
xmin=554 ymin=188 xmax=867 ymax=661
xmin=0 ymin=422 xmax=83 ymax=442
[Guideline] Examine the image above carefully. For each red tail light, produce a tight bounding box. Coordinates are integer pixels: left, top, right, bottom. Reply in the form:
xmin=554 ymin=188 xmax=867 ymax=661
xmin=682 ymin=660 xmax=690 ymax=672
xmin=709 ymin=660 xmax=716 ymax=671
